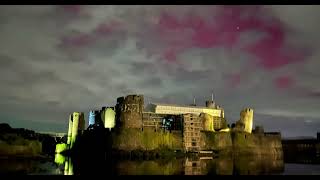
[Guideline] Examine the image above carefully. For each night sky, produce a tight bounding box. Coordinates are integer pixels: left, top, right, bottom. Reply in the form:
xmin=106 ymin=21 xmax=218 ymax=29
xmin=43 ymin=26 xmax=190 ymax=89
xmin=0 ymin=5 xmax=319 ymax=137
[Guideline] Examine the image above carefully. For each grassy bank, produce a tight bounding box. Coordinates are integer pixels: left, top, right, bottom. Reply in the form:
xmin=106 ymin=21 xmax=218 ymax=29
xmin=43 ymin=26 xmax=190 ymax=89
xmin=0 ymin=133 xmax=42 ymax=157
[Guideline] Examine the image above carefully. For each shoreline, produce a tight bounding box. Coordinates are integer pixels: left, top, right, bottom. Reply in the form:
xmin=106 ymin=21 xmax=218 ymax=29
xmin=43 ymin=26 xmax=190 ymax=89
xmin=0 ymin=154 xmax=53 ymax=161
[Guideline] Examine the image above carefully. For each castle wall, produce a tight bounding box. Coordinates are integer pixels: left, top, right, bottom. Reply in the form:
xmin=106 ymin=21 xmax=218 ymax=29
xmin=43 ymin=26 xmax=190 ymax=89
xmin=200 ymin=132 xmax=233 ymax=153
xmin=196 ymin=131 xmax=283 ymax=157
xmin=232 ymin=132 xmax=283 ymax=157
xmin=112 ymin=128 xmax=183 ymax=151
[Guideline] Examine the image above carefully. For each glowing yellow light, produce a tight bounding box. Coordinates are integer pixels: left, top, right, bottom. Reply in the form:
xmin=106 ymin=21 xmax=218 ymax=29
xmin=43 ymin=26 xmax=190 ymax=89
xmin=219 ymin=128 xmax=230 ymax=132
xmin=55 ymin=143 xmax=68 ymax=153
xmin=54 ymin=153 xmax=66 ymax=165
xmin=104 ymin=108 xmax=116 ymax=129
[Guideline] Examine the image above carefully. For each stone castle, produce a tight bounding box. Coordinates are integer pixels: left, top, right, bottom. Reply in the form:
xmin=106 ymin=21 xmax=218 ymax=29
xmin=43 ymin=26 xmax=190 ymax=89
xmin=63 ymin=94 xmax=283 ymax=157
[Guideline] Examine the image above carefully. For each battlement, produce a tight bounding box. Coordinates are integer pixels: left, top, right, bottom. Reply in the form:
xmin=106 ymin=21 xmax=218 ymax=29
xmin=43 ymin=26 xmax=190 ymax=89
xmin=125 ymin=94 xmax=144 ymax=101
xmin=241 ymin=108 xmax=254 ymax=113
xmin=72 ymin=112 xmax=80 ymax=116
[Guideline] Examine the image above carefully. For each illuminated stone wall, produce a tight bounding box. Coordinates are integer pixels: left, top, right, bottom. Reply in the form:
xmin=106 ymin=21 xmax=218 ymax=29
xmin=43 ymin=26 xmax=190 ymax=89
xmin=112 ymin=128 xmax=183 ymax=151
xmin=116 ymin=95 xmax=144 ymax=129
xmin=68 ymin=112 xmax=85 ymax=149
xmin=232 ymin=132 xmax=283 ymax=157
xmin=199 ymin=132 xmax=233 ymax=153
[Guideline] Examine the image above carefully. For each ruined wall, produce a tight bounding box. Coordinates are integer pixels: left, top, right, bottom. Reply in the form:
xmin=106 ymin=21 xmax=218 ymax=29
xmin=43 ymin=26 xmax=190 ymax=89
xmin=116 ymin=95 xmax=144 ymax=129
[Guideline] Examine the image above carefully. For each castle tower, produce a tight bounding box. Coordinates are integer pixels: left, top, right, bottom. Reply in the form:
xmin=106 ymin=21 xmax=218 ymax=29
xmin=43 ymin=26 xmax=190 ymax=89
xmin=68 ymin=112 xmax=85 ymax=149
xmin=205 ymin=101 xmax=216 ymax=108
xmin=71 ymin=112 xmax=80 ymax=148
xmin=88 ymin=110 xmax=96 ymax=126
xmin=103 ymin=107 xmax=116 ymax=130
xmin=117 ymin=94 xmax=144 ymax=129
xmin=79 ymin=112 xmax=85 ymax=131
xmin=205 ymin=93 xmax=216 ymax=108
xmin=100 ymin=107 xmax=106 ymax=125
xmin=239 ymin=108 xmax=254 ymax=133
xmin=67 ymin=114 xmax=73 ymax=146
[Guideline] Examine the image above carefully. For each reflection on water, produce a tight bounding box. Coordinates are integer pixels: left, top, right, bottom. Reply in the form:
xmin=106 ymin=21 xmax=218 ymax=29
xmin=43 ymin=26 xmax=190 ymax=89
xmin=2 ymin=154 xmax=320 ymax=175
xmin=116 ymin=159 xmax=184 ymax=175
xmin=0 ymin=158 xmax=60 ymax=175
xmin=54 ymin=154 xmax=285 ymax=175
xmin=283 ymin=164 xmax=320 ymax=175
xmin=183 ymin=155 xmax=284 ymax=175
xmin=64 ymin=156 xmax=73 ymax=175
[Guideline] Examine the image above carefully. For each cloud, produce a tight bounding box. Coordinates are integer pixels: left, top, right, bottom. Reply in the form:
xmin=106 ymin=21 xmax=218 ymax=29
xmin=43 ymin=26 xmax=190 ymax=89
xmin=0 ymin=5 xmax=319 ymax=136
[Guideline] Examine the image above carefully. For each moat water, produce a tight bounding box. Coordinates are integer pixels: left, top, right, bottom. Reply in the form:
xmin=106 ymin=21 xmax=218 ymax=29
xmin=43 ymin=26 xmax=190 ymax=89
xmin=1 ymin=154 xmax=320 ymax=175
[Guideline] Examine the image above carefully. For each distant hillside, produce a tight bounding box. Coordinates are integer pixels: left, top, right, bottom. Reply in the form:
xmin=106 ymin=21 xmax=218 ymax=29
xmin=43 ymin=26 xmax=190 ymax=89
xmin=0 ymin=123 xmax=57 ymax=157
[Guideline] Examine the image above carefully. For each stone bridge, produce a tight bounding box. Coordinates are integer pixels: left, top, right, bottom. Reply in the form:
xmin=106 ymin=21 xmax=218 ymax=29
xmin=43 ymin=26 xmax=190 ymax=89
xmin=39 ymin=132 xmax=67 ymax=143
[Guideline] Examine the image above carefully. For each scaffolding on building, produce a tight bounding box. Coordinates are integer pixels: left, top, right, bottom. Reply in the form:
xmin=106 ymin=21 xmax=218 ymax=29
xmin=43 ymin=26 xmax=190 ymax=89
xmin=183 ymin=114 xmax=202 ymax=152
